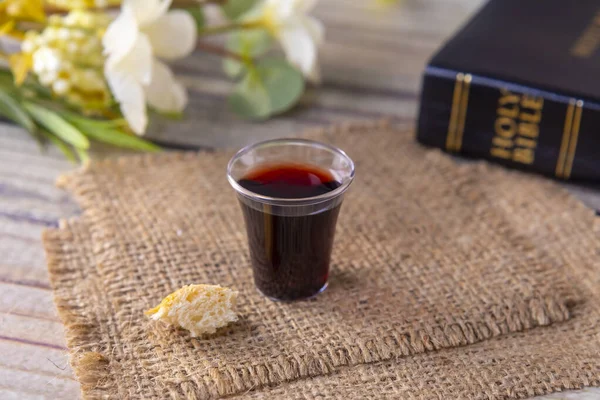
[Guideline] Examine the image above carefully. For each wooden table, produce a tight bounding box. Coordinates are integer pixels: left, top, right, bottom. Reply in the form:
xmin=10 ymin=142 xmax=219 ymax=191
xmin=1 ymin=0 xmax=599 ymax=398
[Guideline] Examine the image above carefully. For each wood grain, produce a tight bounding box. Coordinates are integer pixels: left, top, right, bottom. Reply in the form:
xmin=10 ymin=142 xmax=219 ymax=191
xmin=1 ymin=0 xmax=598 ymax=398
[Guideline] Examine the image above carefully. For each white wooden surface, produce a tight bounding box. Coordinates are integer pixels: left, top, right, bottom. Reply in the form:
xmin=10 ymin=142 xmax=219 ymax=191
xmin=1 ymin=0 xmax=599 ymax=398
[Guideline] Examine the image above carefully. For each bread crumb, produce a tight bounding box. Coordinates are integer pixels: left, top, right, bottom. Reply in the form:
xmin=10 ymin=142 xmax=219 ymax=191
xmin=145 ymin=284 xmax=238 ymax=337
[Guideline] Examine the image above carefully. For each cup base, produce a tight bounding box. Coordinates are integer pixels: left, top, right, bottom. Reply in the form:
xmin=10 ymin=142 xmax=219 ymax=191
xmin=257 ymin=282 xmax=328 ymax=302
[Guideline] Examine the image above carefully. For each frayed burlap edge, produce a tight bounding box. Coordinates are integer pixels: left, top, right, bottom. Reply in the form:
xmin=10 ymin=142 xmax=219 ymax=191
xmin=43 ymin=218 xmax=113 ymax=399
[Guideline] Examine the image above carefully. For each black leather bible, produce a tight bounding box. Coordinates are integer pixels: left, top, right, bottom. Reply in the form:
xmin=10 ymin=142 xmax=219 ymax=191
xmin=417 ymin=0 xmax=600 ymax=181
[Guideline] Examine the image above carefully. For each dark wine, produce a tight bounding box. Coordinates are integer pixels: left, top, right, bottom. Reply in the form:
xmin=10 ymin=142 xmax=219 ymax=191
xmin=237 ymin=163 xmax=342 ymax=300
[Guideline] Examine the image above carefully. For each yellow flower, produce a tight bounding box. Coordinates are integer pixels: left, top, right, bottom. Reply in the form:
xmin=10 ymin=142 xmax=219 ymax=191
xmin=9 ymin=52 xmax=32 ymax=85
xmin=45 ymin=0 xmax=121 ymax=11
xmin=0 ymin=20 xmax=16 ymax=36
xmin=0 ymin=0 xmax=45 ymax=38
xmin=20 ymin=11 xmax=111 ymax=111
xmin=0 ymin=0 xmax=45 ymax=23
xmin=48 ymin=9 xmax=112 ymax=30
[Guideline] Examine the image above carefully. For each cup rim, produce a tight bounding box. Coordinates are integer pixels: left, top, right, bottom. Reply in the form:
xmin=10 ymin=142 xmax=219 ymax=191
xmin=227 ymin=138 xmax=355 ymax=206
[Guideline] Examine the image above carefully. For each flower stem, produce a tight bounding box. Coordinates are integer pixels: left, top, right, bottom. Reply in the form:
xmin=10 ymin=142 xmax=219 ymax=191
xmin=199 ymin=20 xmax=262 ymax=36
xmin=194 ymin=0 xmax=226 ymax=4
xmin=196 ymin=41 xmax=251 ymax=64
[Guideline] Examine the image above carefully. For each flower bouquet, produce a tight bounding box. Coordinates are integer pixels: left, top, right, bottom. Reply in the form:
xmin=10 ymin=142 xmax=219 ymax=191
xmin=0 ymin=0 xmax=324 ymax=161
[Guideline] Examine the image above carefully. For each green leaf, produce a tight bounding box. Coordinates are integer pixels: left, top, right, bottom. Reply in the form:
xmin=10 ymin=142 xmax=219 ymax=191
xmin=223 ymin=29 xmax=272 ymax=78
xmin=184 ymin=6 xmax=205 ymax=28
xmin=229 ymin=58 xmax=304 ymax=119
xmin=84 ymin=128 xmax=160 ymax=152
xmin=0 ymin=69 xmax=17 ymax=91
xmin=0 ymin=90 xmax=36 ymax=132
xmin=38 ymin=129 xmax=77 ymax=163
xmin=258 ymin=58 xmax=305 ymax=114
xmin=75 ymin=148 xmax=89 ymax=163
xmin=59 ymin=110 xmax=128 ymax=129
xmin=149 ymin=108 xmax=183 ymax=120
xmin=224 ymin=58 xmax=244 ymax=78
xmin=221 ymin=0 xmax=258 ymax=20
xmin=23 ymin=102 xmax=90 ymax=150
xmin=61 ymin=113 xmax=161 ymax=152
xmin=26 ymin=126 xmax=48 ymax=151
xmin=0 ymin=68 xmax=14 ymax=78
xmin=229 ymin=68 xmax=271 ymax=119
xmin=22 ymin=79 xmax=55 ymax=100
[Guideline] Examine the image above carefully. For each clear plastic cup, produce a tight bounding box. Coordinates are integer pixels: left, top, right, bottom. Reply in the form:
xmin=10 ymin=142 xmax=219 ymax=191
xmin=227 ymin=139 xmax=355 ymax=301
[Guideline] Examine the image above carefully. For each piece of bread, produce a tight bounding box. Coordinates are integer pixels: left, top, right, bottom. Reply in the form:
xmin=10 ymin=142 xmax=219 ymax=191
xmin=145 ymin=284 xmax=238 ymax=337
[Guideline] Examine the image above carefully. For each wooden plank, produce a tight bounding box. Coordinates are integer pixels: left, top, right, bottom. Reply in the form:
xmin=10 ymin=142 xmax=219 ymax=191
xmin=0 ymin=366 xmax=79 ymax=398
xmin=0 ymin=0 xmax=598 ymax=399
xmin=0 ymin=388 xmax=45 ymax=400
xmin=0 ymin=283 xmax=59 ymax=321
xmin=0 ymin=313 xmax=67 ymax=350
xmin=0 ymin=263 xmax=52 ymax=290
xmin=0 ymin=341 xmax=73 ymax=379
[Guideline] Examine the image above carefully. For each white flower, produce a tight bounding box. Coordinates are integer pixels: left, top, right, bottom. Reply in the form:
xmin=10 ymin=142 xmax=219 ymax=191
xmin=103 ymin=0 xmax=197 ymax=135
xmin=249 ymin=0 xmax=324 ymax=83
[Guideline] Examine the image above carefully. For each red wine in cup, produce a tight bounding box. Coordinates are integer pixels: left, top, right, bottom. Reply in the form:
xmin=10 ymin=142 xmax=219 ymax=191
xmin=237 ymin=163 xmax=342 ymax=300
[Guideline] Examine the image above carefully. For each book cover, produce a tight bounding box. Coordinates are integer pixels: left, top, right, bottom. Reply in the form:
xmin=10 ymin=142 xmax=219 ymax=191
xmin=417 ymin=0 xmax=600 ymax=181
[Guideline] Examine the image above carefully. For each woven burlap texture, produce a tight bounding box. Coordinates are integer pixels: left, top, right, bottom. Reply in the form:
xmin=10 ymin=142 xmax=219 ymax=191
xmin=44 ymin=121 xmax=600 ymax=399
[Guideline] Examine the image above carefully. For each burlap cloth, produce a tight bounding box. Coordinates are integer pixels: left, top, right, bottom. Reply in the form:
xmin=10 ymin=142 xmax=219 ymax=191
xmin=43 ymin=121 xmax=600 ymax=399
